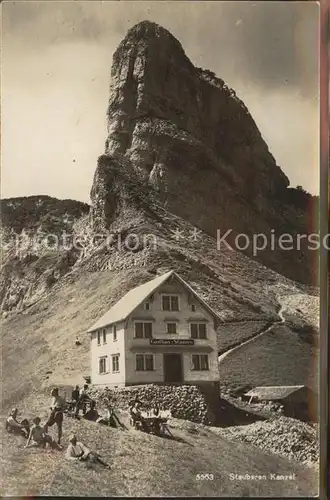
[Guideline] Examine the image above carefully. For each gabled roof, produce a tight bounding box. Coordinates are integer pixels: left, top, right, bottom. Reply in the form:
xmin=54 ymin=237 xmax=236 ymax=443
xmin=87 ymin=270 xmax=221 ymax=333
xmin=245 ymin=385 xmax=306 ymax=400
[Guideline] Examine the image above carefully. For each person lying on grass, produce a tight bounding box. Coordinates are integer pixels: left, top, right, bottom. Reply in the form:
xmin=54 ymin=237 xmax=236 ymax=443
xmin=5 ymin=408 xmax=30 ymax=438
xmin=65 ymin=434 xmax=111 ymax=469
xmin=25 ymin=417 xmax=62 ymax=450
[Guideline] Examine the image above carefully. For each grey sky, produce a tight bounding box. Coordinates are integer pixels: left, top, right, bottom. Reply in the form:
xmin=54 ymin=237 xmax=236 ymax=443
xmin=2 ymin=1 xmax=320 ymax=203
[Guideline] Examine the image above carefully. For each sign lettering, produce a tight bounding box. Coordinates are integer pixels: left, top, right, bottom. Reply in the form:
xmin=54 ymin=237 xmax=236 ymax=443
xmin=149 ymin=339 xmax=195 ymax=346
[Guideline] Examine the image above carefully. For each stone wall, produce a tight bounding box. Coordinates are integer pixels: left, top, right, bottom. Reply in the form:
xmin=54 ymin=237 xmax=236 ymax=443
xmin=88 ymin=383 xmax=217 ymax=425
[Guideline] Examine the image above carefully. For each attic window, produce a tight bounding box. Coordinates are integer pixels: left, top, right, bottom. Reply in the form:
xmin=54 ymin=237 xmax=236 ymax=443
xmin=145 ymin=302 xmax=150 ymax=311
xmin=191 ymin=304 xmax=196 ymax=312
xmin=162 ymin=294 xmax=179 ymax=311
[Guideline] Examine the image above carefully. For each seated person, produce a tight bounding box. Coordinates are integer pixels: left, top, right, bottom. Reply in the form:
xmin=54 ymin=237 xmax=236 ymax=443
xmin=42 ymin=423 xmax=63 ymax=450
xmin=130 ymin=402 xmax=148 ymax=432
xmin=105 ymin=406 xmax=122 ymax=428
xmin=65 ymin=434 xmax=110 ymax=468
xmin=6 ymin=408 xmax=29 ymax=438
xmin=25 ymin=417 xmax=62 ymax=450
xmin=83 ymin=401 xmax=101 ymax=422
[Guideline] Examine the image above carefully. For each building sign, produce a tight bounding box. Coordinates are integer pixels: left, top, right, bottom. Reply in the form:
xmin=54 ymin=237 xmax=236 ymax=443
xmin=149 ymin=339 xmax=195 ymax=346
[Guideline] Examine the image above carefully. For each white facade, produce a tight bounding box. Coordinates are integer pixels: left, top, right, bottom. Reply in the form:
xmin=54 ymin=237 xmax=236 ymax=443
xmin=89 ymin=273 xmax=220 ymax=388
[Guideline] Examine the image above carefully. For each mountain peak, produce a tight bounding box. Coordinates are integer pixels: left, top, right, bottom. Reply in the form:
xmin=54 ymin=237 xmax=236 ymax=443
xmin=122 ymin=20 xmax=183 ymax=46
xmin=91 ymin=22 xmax=315 ymax=284
xmin=112 ymin=19 xmax=188 ymax=72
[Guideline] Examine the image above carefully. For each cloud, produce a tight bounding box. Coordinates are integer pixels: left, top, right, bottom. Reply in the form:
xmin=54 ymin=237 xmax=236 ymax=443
xmin=3 ymin=1 xmax=319 ymax=97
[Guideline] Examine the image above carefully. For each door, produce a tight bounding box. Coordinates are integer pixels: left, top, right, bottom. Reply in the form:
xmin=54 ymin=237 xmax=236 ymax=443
xmin=163 ymin=354 xmax=183 ymax=383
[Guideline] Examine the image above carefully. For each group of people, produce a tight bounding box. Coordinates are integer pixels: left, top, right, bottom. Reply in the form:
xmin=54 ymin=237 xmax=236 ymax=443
xmin=5 ymin=404 xmax=64 ymax=450
xmin=5 ymin=385 xmax=111 ymax=469
xmin=70 ymin=384 xmax=90 ymax=417
xmin=129 ymin=400 xmax=162 ymax=434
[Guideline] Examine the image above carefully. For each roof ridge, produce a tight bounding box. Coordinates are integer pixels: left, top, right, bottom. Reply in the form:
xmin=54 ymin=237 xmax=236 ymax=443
xmin=87 ymin=269 xmax=220 ymax=332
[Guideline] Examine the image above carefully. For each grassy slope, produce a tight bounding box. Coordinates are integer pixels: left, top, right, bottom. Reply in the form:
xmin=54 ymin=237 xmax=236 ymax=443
xmin=1 ymin=268 xmax=157 ymax=410
xmin=0 ymin=412 xmax=317 ymax=497
xmin=218 ymin=324 xmax=319 ymax=390
xmin=217 ymin=320 xmax=271 ymax=353
xmin=1 ymin=205 xmax=320 ymax=496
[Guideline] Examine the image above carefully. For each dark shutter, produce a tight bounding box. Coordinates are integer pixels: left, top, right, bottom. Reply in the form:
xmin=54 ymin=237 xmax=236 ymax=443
xmin=135 ymin=322 xmax=144 ymax=338
xmin=190 ymin=324 xmax=198 ymax=339
xmin=201 ymin=355 xmax=209 ymax=370
xmin=136 ymin=354 xmax=144 ymax=371
xmin=145 ymin=355 xmax=154 ymax=371
xmin=199 ymin=323 xmax=207 ymax=339
xmin=162 ymin=296 xmax=171 ymax=310
xmin=144 ymin=323 xmax=152 ymax=338
xmin=171 ymin=296 xmax=179 ymax=311
xmin=192 ymin=354 xmax=200 ymax=371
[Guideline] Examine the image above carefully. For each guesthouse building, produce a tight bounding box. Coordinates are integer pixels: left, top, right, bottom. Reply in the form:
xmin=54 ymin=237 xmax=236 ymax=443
xmin=87 ymin=270 xmax=221 ymax=388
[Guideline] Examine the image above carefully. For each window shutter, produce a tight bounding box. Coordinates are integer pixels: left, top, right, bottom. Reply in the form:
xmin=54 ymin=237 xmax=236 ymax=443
xmin=171 ymin=296 xmax=179 ymax=311
xmin=135 ymin=322 xmax=143 ymax=338
xmin=199 ymin=323 xmax=207 ymax=339
xmin=190 ymin=324 xmax=198 ymax=339
xmin=201 ymin=355 xmax=209 ymax=370
xmin=136 ymin=354 xmax=144 ymax=371
xmin=145 ymin=355 xmax=154 ymax=371
xmin=191 ymin=354 xmax=199 ymax=371
xmin=144 ymin=323 xmax=152 ymax=338
xmin=162 ymin=296 xmax=170 ymax=311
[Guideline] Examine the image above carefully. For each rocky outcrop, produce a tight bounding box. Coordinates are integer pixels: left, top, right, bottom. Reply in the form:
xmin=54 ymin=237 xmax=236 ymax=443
xmin=0 ymin=196 xmax=89 ymax=313
xmin=90 ymin=20 xmax=317 ymax=284
xmin=213 ymin=417 xmax=319 ymax=465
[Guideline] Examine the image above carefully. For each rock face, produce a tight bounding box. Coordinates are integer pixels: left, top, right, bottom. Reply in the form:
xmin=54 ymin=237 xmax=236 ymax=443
xmin=0 ymin=196 xmax=89 ymax=313
xmin=91 ymin=20 xmax=317 ymax=284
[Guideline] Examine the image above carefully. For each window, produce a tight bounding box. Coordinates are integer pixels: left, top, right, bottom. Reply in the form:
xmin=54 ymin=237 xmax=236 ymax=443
xmin=112 ymin=355 xmax=120 ymax=373
xmin=135 ymin=354 xmax=154 ymax=371
xmin=190 ymin=323 xmax=207 ymax=339
xmin=102 ymin=329 xmax=107 ymax=344
xmin=191 ymin=354 xmax=209 ymax=371
xmin=162 ymin=295 xmax=179 ymax=311
xmin=134 ymin=322 xmax=153 ymax=339
xmin=113 ymin=324 xmax=117 ymax=341
xmin=145 ymin=302 xmax=150 ymax=310
xmin=166 ymin=322 xmax=177 ymax=334
xmin=191 ymin=304 xmax=196 ymax=312
xmin=99 ymin=357 xmax=107 ymax=374
xmin=97 ymin=331 xmax=101 ymax=345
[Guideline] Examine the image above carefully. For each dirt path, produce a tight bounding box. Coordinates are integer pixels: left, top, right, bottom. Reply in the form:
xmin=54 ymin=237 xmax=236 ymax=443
xmin=218 ymin=305 xmax=286 ymax=363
